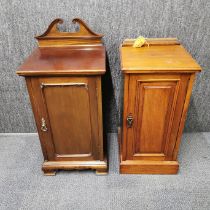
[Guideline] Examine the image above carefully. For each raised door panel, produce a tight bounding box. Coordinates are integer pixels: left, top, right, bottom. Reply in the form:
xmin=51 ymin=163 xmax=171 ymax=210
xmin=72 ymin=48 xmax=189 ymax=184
xmin=124 ymin=74 xmax=190 ymax=161
xmin=134 ymin=81 xmax=177 ymax=155
xmin=30 ymin=77 xmax=102 ymax=161
xmin=41 ymin=82 xmax=92 ymax=156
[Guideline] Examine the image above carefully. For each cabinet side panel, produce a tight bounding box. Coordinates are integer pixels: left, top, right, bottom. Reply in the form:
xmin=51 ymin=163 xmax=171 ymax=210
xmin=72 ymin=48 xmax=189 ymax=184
xmin=29 ymin=78 xmax=56 ymax=161
xmin=95 ymin=77 xmax=104 ymax=160
xmin=122 ymin=74 xmax=130 ymax=161
xmin=165 ymin=74 xmax=191 ymax=159
xmin=25 ymin=77 xmax=48 ymax=160
xmin=172 ymin=74 xmax=195 ymax=160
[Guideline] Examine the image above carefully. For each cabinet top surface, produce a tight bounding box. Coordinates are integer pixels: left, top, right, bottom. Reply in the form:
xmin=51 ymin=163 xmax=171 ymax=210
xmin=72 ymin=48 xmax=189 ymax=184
xmin=17 ymin=46 xmax=106 ymax=76
xmin=120 ymin=39 xmax=201 ymax=73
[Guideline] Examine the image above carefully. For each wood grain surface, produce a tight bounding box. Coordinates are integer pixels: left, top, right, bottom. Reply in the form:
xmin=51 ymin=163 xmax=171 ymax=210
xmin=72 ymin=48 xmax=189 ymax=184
xmin=120 ymin=39 xmax=201 ymax=174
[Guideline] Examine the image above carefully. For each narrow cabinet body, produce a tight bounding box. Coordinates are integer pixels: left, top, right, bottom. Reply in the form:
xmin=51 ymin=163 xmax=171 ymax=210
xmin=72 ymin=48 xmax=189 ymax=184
xmin=119 ymin=38 xmax=201 ymax=174
xmin=26 ymin=76 xmax=104 ymax=162
xmin=17 ymin=19 xmax=107 ymax=175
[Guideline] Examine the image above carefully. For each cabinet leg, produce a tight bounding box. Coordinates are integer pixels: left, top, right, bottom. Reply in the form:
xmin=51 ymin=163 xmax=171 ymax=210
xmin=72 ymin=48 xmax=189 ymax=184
xmin=96 ymin=168 xmax=108 ymax=175
xmin=43 ymin=169 xmax=56 ymax=176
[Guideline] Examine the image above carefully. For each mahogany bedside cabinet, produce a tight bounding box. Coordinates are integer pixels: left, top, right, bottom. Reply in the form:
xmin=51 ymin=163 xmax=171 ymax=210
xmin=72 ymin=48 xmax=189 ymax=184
xmin=119 ymin=38 xmax=201 ymax=174
xmin=17 ymin=18 xmax=107 ymax=175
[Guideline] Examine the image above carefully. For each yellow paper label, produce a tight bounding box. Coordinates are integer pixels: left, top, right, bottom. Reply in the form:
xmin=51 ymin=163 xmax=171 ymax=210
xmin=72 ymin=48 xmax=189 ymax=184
xmin=133 ymin=36 xmax=146 ymax=48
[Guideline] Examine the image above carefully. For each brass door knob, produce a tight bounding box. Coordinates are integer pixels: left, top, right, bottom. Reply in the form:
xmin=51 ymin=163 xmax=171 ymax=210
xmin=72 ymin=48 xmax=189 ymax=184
xmin=41 ymin=118 xmax=48 ymax=132
xmin=126 ymin=114 xmax=133 ymax=128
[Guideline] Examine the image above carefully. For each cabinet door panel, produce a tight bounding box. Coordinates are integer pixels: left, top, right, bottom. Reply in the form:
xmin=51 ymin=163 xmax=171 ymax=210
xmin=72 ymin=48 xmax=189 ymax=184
xmin=135 ymin=81 xmax=177 ymax=154
xmin=42 ymin=82 xmax=92 ymax=156
xmin=31 ymin=77 xmax=101 ymax=161
xmin=124 ymin=74 xmax=190 ymax=161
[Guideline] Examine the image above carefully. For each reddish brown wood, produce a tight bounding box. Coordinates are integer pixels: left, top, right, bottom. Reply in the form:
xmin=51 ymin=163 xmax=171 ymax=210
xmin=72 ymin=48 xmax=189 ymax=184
xmin=17 ymin=46 xmax=105 ymax=76
xmin=35 ymin=18 xmax=103 ymax=47
xmin=17 ymin=18 xmax=107 ymax=175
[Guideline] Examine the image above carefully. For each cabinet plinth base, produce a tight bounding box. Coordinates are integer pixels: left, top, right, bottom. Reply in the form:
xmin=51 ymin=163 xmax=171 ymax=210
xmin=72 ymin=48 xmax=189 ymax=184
xmin=42 ymin=159 xmax=107 ymax=176
xmin=120 ymin=160 xmax=179 ymax=174
xmin=96 ymin=168 xmax=108 ymax=175
xmin=43 ymin=169 xmax=56 ymax=176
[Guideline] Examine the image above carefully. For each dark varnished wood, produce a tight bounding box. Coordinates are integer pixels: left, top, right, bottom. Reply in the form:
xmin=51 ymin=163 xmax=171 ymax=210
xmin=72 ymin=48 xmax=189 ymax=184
xmin=17 ymin=18 xmax=107 ymax=175
xmin=17 ymin=18 xmax=106 ymax=76
xmin=35 ymin=18 xmax=103 ymax=47
xmin=17 ymin=46 xmax=105 ymax=76
xmin=120 ymin=38 xmax=201 ymax=174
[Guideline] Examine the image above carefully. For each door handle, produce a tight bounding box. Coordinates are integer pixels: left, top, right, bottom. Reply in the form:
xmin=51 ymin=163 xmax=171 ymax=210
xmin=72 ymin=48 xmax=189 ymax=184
xmin=41 ymin=118 xmax=48 ymax=132
xmin=126 ymin=114 xmax=133 ymax=128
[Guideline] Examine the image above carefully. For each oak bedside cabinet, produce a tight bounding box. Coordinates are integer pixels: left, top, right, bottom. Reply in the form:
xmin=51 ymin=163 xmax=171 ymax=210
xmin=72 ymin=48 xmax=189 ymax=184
xmin=119 ymin=38 xmax=201 ymax=174
xmin=17 ymin=18 xmax=107 ymax=175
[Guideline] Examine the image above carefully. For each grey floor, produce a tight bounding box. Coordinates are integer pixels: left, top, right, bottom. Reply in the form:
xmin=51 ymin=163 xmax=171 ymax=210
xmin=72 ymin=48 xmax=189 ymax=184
xmin=0 ymin=133 xmax=209 ymax=210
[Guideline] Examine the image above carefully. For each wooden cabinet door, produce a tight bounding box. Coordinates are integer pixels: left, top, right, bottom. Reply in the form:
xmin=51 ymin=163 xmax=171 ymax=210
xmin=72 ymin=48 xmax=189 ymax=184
xmin=122 ymin=74 xmax=190 ymax=161
xmin=29 ymin=76 xmax=103 ymax=162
